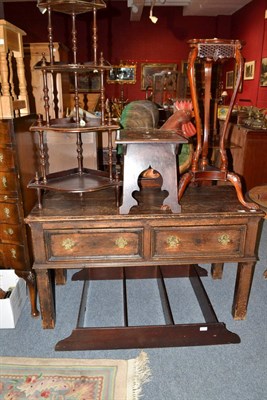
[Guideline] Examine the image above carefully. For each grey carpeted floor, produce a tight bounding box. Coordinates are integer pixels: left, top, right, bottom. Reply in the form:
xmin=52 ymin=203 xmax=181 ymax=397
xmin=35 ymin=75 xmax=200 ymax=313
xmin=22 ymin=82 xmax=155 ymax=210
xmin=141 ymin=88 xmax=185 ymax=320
xmin=1 ymin=220 xmax=266 ymax=400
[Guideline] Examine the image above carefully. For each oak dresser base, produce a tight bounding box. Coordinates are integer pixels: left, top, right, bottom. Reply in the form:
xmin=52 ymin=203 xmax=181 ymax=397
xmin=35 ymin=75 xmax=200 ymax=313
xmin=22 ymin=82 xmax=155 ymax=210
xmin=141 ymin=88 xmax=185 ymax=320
xmin=25 ymin=186 xmax=264 ymax=349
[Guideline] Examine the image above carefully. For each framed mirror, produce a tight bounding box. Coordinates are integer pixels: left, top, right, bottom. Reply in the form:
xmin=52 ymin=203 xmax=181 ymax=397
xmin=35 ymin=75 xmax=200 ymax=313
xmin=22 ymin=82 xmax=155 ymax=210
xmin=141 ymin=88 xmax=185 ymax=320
xmin=107 ymin=64 xmax=136 ymax=84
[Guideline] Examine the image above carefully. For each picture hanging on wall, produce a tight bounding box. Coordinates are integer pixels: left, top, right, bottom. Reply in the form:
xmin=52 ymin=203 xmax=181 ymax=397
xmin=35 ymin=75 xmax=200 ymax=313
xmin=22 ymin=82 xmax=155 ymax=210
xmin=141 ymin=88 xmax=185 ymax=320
xmin=181 ymin=60 xmax=188 ymax=73
xmin=141 ymin=63 xmax=177 ymax=90
xmin=260 ymin=57 xmax=267 ymax=86
xmin=225 ymin=70 xmax=234 ymax=89
xmin=244 ymin=61 xmax=255 ymax=80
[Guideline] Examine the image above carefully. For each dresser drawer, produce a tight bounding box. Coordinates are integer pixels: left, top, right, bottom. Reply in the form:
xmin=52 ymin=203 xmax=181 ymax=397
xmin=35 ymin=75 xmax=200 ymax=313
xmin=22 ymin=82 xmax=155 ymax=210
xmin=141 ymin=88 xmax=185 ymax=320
xmin=0 ymin=202 xmax=21 ymax=224
xmin=44 ymin=228 xmax=144 ymax=262
xmin=0 ymin=223 xmax=24 ymax=244
xmin=0 ymin=122 xmax=11 ymax=145
xmin=151 ymin=225 xmax=246 ymax=259
xmin=0 ymin=171 xmax=18 ymax=193
xmin=0 ymin=147 xmax=15 ymax=171
xmin=0 ymin=245 xmax=4 ymax=265
xmin=0 ymin=243 xmax=26 ymax=269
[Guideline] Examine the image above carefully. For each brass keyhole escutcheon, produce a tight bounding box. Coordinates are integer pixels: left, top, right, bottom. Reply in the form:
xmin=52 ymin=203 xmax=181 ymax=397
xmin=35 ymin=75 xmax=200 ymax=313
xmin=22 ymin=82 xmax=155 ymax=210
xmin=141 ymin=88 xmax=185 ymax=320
xmin=218 ymin=234 xmax=231 ymax=246
xmin=115 ymin=237 xmax=128 ymax=249
xmin=0 ymin=153 xmax=3 ymax=163
xmin=11 ymin=248 xmax=16 ymax=259
xmin=4 ymin=207 xmax=10 ymax=218
xmin=62 ymin=238 xmax=75 ymax=250
xmin=167 ymin=235 xmax=181 ymax=248
xmin=2 ymin=176 xmax=7 ymax=188
xmin=4 ymin=228 xmax=14 ymax=236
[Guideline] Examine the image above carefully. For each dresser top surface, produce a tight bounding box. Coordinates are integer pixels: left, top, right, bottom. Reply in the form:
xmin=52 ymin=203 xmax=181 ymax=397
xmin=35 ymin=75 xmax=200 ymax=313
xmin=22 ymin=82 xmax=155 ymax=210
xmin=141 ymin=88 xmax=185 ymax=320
xmin=25 ymin=185 xmax=265 ymax=223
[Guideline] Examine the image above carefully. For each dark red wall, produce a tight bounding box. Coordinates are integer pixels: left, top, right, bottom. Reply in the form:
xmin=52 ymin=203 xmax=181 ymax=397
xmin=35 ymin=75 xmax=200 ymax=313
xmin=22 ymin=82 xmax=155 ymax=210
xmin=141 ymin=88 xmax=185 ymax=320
xmin=96 ymin=4 xmax=231 ymax=101
xmin=230 ymin=0 xmax=267 ymax=107
xmin=4 ymin=0 xmax=265 ymax=106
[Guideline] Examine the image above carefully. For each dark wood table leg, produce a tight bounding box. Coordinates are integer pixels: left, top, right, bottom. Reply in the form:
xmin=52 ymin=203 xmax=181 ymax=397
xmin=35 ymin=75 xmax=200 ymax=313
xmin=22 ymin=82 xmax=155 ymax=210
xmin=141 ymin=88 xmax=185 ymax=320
xmin=211 ymin=263 xmax=224 ymax=279
xmin=36 ymin=268 xmax=55 ymax=329
xmin=232 ymin=261 xmax=255 ymax=320
xmin=55 ymin=269 xmax=67 ymax=285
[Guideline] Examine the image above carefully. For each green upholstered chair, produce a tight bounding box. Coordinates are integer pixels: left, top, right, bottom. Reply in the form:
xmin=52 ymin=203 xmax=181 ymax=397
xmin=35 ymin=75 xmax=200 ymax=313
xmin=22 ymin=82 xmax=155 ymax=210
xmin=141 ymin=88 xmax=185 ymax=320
xmin=119 ymin=100 xmax=194 ymax=174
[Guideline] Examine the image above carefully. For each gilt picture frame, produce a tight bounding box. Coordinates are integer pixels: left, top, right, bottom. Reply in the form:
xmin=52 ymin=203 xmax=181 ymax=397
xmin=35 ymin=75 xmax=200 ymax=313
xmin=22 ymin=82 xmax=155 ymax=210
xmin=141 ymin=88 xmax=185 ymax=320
xmin=226 ymin=70 xmax=234 ymax=89
xmin=107 ymin=64 xmax=136 ymax=84
xmin=244 ymin=61 xmax=255 ymax=80
xmin=141 ymin=63 xmax=177 ymax=90
xmin=260 ymin=57 xmax=267 ymax=86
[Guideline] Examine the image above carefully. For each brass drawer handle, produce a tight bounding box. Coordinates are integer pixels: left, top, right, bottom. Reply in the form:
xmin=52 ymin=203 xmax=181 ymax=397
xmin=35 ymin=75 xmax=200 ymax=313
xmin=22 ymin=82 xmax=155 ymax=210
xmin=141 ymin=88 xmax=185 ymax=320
xmin=167 ymin=235 xmax=181 ymax=248
xmin=0 ymin=153 xmax=3 ymax=163
xmin=4 ymin=228 xmax=14 ymax=236
xmin=4 ymin=207 xmax=10 ymax=218
xmin=218 ymin=234 xmax=231 ymax=246
xmin=115 ymin=237 xmax=128 ymax=249
xmin=2 ymin=176 xmax=7 ymax=188
xmin=10 ymin=248 xmax=16 ymax=259
xmin=62 ymin=238 xmax=75 ymax=250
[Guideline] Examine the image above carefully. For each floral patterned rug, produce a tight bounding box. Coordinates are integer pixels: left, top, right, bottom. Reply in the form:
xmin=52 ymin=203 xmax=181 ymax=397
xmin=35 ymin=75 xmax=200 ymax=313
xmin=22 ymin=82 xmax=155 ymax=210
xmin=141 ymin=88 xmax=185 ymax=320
xmin=0 ymin=351 xmax=151 ymax=400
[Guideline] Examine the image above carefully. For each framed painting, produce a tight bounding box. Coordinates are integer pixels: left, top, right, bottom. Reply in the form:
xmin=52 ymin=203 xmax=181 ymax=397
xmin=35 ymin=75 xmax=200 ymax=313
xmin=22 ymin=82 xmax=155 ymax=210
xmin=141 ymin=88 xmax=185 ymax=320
xmin=244 ymin=61 xmax=255 ymax=80
xmin=181 ymin=60 xmax=188 ymax=73
xmin=226 ymin=70 xmax=234 ymax=89
xmin=141 ymin=63 xmax=177 ymax=90
xmin=107 ymin=64 xmax=136 ymax=84
xmin=260 ymin=57 xmax=267 ymax=86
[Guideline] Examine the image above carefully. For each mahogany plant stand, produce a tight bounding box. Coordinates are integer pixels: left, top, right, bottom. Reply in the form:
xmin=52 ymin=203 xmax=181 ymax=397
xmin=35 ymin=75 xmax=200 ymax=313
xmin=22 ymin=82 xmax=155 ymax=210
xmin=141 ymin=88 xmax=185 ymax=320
xmin=178 ymin=38 xmax=258 ymax=211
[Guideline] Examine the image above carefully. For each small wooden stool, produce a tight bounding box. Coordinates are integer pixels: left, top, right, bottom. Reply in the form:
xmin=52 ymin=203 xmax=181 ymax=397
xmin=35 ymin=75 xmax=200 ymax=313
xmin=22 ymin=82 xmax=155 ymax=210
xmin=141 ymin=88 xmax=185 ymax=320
xmin=116 ymin=128 xmax=188 ymax=214
xmin=247 ymin=185 xmax=267 ymax=279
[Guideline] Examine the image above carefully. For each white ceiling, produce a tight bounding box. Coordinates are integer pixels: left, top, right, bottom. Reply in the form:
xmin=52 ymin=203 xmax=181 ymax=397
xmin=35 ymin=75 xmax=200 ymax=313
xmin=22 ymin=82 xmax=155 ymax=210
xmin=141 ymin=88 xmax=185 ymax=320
xmin=1 ymin=0 xmax=253 ymax=19
xmin=127 ymin=0 xmax=253 ymax=20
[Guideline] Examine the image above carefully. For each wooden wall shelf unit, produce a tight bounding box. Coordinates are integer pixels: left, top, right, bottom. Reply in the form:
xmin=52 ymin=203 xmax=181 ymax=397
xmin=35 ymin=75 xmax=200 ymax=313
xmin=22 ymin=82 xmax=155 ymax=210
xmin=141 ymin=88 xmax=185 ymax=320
xmin=29 ymin=1 xmax=121 ymax=208
xmin=25 ymin=185 xmax=264 ymax=350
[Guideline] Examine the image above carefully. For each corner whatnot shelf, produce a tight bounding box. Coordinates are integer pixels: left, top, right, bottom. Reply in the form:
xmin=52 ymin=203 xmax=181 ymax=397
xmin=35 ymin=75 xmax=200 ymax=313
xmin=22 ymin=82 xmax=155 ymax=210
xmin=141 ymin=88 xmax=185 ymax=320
xmin=28 ymin=0 xmax=121 ymax=208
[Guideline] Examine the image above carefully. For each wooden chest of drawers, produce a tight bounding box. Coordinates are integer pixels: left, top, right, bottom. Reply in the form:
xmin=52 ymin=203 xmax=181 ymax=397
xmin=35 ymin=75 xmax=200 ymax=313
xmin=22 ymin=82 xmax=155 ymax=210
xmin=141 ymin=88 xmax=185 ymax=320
xmin=0 ymin=116 xmax=39 ymax=317
xmin=226 ymin=123 xmax=267 ymax=191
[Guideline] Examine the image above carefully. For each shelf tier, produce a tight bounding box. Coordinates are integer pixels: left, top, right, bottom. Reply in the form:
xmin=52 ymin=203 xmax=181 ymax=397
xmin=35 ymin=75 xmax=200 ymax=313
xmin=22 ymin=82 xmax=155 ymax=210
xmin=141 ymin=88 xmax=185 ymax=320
xmin=29 ymin=118 xmax=120 ymax=133
xmin=34 ymin=61 xmax=113 ymax=72
xmin=38 ymin=0 xmax=107 ymax=15
xmin=28 ymin=168 xmax=120 ymax=193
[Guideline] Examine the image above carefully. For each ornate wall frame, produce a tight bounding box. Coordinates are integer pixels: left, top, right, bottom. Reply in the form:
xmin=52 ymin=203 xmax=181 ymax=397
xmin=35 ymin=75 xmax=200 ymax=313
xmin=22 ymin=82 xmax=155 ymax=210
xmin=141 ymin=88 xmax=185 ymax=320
xmin=107 ymin=64 xmax=136 ymax=84
xmin=141 ymin=63 xmax=177 ymax=90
